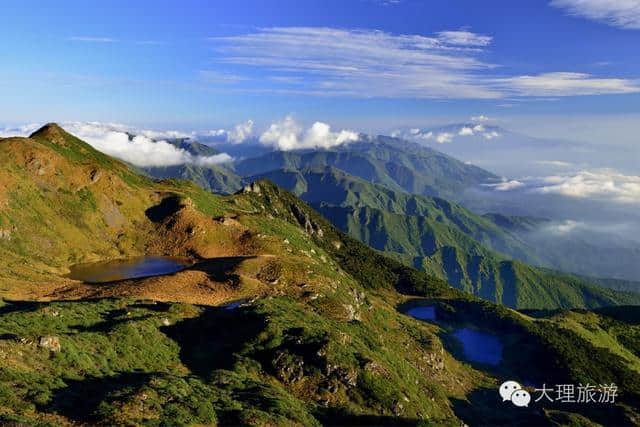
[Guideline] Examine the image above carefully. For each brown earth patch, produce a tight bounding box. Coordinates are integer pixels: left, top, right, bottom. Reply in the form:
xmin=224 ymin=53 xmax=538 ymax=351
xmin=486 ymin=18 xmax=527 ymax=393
xmin=40 ymin=255 xmax=274 ymax=305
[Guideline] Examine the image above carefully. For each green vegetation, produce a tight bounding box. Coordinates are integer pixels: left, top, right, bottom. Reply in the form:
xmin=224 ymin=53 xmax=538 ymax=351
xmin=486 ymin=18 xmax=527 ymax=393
xmin=252 ymin=167 xmax=639 ymax=310
xmin=236 ymin=136 xmax=497 ymax=200
xmin=1 ymin=126 xmax=640 ymax=425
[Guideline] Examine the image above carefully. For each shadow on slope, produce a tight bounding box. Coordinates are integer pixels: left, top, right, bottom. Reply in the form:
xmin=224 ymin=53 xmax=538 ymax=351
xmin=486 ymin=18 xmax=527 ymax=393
xmin=161 ymin=305 xmax=267 ymax=380
xmin=41 ymin=372 xmax=152 ymax=423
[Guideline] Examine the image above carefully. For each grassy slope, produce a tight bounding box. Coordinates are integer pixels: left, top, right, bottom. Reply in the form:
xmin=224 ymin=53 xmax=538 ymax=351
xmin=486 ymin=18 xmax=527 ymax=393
xmin=0 ymin=127 xmax=639 ymax=425
xmin=249 ymin=167 xmax=639 ymax=310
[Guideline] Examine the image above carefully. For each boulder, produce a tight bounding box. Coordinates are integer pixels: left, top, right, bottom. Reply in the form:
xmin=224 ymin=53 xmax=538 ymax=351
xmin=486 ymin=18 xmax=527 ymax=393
xmin=38 ymin=336 xmax=61 ymax=352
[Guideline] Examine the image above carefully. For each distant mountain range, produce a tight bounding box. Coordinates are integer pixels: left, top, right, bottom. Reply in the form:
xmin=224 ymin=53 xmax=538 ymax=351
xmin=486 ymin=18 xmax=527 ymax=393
xmin=248 ymin=166 xmax=638 ymax=309
xmin=235 ymin=135 xmax=499 ymax=201
xmin=136 ymin=131 xmax=640 ymax=290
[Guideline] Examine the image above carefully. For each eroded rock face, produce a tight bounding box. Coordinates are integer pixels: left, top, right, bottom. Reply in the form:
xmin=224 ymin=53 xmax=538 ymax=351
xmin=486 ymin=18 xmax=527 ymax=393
xmin=38 ymin=336 xmax=61 ymax=352
xmin=290 ymin=204 xmax=323 ymax=237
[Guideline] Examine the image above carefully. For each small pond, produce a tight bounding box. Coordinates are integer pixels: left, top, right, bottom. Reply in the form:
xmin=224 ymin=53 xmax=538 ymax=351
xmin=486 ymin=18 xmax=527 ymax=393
xmin=406 ymin=306 xmax=436 ymax=321
xmin=401 ymin=302 xmax=504 ymax=367
xmin=452 ymin=328 xmax=503 ymax=366
xmin=67 ymin=256 xmax=192 ymax=283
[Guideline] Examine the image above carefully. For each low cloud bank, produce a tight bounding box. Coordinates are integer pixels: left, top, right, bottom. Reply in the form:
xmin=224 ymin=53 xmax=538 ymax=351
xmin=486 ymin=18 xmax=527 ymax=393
xmin=484 ymin=169 xmax=640 ymax=204
xmin=62 ymin=122 xmax=233 ymax=167
xmin=259 ymin=116 xmax=359 ymax=150
xmin=395 ymin=119 xmax=500 ymax=144
xmin=0 ymin=123 xmax=41 ymax=138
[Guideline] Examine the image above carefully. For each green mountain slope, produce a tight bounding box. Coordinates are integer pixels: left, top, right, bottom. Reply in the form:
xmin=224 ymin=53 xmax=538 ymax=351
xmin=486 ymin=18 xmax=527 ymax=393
xmin=1 ymin=126 xmax=640 ymax=425
xmin=250 ymin=167 xmax=640 ymax=310
xmin=236 ymin=136 xmax=498 ymax=200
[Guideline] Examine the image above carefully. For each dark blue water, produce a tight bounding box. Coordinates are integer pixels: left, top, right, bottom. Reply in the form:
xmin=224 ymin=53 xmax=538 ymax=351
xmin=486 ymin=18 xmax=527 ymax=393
xmin=67 ymin=256 xmax=192 ymax=283
xmin=406 ymin=306 xmax=436 ymax=321
xmin=452 ymin=328 xmax=503 ymax=366
xmin=223 ymin=300 xmax=247 ymax=310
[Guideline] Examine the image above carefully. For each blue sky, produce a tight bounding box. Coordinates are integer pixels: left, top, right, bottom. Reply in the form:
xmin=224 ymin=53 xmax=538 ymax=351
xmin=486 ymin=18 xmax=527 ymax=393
xmin=1 ymin=0 xmax=640 ymax=134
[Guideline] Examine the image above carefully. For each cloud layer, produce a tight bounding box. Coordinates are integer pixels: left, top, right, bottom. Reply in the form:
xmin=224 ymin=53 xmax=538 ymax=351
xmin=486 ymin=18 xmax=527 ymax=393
xmin=62 ymin=122 xmax=233 ymax=167
xmin=0 ymin=123 xmax=41 ymax=138
xmin=394 ymin=120 xmax=500 ymax=144
xmin=259 ymin=116 xmax=359 ymax=150
xmin=497 ymin=72 xmax=640 ymax=96
xmin=210 ymin=26 xmax=640 ymax=98
xmin=485 ymin=169 xmax=640 ymax=204
xmin=551 ymin=0 xmax=640 ymax=29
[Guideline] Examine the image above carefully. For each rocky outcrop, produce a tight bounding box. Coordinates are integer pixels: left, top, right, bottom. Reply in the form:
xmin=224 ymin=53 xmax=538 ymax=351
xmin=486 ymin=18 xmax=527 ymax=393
xmin=38 ymin=336 xmax=61 ymax=352
xmin=290 ymin=203 xmax=324 ymax=238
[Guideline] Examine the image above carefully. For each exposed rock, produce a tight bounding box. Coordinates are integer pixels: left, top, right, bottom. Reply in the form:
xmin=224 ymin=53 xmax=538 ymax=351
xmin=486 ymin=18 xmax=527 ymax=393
xmin=393 ymin=401 xmax=404 ymax=416
xmin=38 ymin=336 xmax=61 ymax=352
xmin=26 ymin=157 xmax=51 ymax=176
xmin=162 ymin=318 xmax=171 ymax=326
xmin=273 ymin=351 xmax=305 ymax=383
xmin=343 ymin=304 xmax=360 ymax=322
xmin=89 ymin=169 xmax=103 ymax=184
xmin=0 ymin=229 xmax=11 ymax=240
xmin=290 ymin=204 xmax=323 ymax=237
xmin=243 ymin=182 xmax=262 ymax=194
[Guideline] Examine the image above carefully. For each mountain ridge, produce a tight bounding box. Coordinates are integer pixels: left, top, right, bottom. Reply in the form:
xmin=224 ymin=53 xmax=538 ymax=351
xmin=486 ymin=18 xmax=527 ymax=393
xmin=250 ymin=166 xmax=640 ymax=309
xmin=1 ymin=124 xmax=640 ymax=425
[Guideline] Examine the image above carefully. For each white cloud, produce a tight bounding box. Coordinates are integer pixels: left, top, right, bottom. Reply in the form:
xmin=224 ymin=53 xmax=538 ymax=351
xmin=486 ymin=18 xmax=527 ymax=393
xmin=543 ymin=219 xmax=586 ymax=235
xmin=68 ymin=36 xmax=117 ymax=43
xmin=259 ymin=116 xmax=359 ymax=151
xmin=212 ymin=27 xmax=501 ymax=99
xmin=485 ymin=179 xmax=526 ymax=191
xmin=0 ymin=123 xmax=41 ymax=138
xmin=436 ymin=30 xmax=493 ymax=46
xmin=199 ymin=70 xmax=249 ymax=84
xmin=459 ymin=127 xmax=474 ymax=136
xmin=486 ymin=169 xmax=640 ymax=204
xmin=471 ymin=115 xmax=491 ymax=122
xmin=436 ymin=132 xmax=454 ymax=144
xmin=61 ymin=122 xmax=233 ymax=167
xmin=483 ymin=130 xmax=500 ymax=140
xmin=419 ymin=131 xmax=434 ymax=140
xmin=205 ymin=129 xmax=227 ymax=137
xmin=194 ymin=153 xmax=233 ymax=166
xmin=536 ymin=160 xmax=574 ymax=168
xmin=139 ymin=129 xmax=193 ymax=140
xmin=394 ymin=129 xmax=434 ymax=140
xmin=211 ymin=27 xmax=640 ymax=98
xmin=472 ymin=124 xmax=485 ymax=132
xmin=227 ymin=119 xmax=254 ymax=143
xmin=202 ymin=120 xmax=254 ymax=144
xmin=550 ymin=0 xmax=640 ymax=29
xmin=498 ymin=72 xmax=640 ymax=96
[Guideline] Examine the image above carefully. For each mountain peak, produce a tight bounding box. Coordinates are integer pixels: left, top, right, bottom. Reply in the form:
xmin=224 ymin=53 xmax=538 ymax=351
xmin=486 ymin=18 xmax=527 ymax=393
xmin=29 ymin=123 xmax=67 ymax=144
